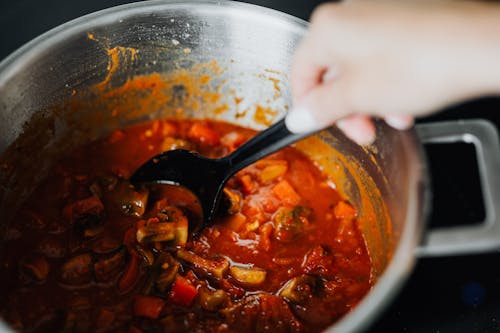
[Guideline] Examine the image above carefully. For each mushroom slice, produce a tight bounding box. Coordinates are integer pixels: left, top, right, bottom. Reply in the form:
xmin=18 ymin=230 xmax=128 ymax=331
xmin=229 ymin=266 xmax=267 ymax=287
xmin=155 ymin=253 xmax=180 ymax=293
xmin=278 ymin=274 xmax=320 ymax=304
xmin=198 ymin=286 xmax=229 ymax=311
xmin=176 ymin=249 xmax=229 ymax=279
xmin=60 ymin=253 xmax=93 ymax=286
xmin=137 ymin=222 xmax=176 ymax=244
xmin=106 ymin=180 xmax=149 ymax=217
xmin=222 ymin=188 xmax=242 ymax=214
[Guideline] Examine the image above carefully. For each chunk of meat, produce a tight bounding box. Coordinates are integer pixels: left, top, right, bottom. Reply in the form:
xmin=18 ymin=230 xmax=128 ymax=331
xmin=279 ymin=274 xmax=320 ymax=304
xmin=301 ymin=246 xmax=335 ymax=278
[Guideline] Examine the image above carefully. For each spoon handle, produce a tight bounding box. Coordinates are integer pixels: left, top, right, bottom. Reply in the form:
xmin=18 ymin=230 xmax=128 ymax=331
xmin=220 ymin=118 xmax=314 ymax=175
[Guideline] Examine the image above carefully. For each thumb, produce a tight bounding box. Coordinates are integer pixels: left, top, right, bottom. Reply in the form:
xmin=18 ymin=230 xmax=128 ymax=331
xmin=286 ymin=80 xmax=350 ymax=133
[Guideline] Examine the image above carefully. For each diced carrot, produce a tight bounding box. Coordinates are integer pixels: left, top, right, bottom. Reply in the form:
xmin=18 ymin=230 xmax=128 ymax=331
xmin=187 ymin=122 xmax=220 ymax=145
xmin=133 ymin=295 xmax=165 ymax=319
xmin=334 ymin=201 xmax=357 ymax=220
xmin=118 ymin=253 xmax=140 ymax=293
xmin=238 ymin=174 xmax=255 ymax=194
xmin=224 ymin=213 xmax=247 ymax=232
xmin=258 ymin=189 xmax=280 ymax=213
xmin=272 ymin=180 xmax=301 ymax=206
xmin=168 ymin=275 xmax=198 ymax=307
xmin=241 ymin=200 xmax=264 ymax=223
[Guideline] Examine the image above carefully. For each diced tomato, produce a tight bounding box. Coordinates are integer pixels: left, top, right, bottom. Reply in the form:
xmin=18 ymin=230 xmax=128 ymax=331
xmin=168 ymin=275 xmax=198 ymax=307
xmin=272 ymin=180 xmax=301 ymax=206
xmin=223 ymin=213 xmax=247 ymax=232
xmin=258 ymin=222 xmax=273 ymax=252
xmin=259 ymin=192 xmax=280 ymax=213
xmin=241 ymin=199 xmax=264 ymax=223
xmin=133 ymin=295 xmax=165 ymax=319
xmin=334 ymin=201 xmax=357 ymax=220
xmin=238 ymin=174 xmax=256 ymax=194
xmin=118 ymin=253 xmax=140 ymax=293
xmin=188 ymin=122 xmax=220 ymax=145
xmin=220 ymin=279 xmax=245 ymax=298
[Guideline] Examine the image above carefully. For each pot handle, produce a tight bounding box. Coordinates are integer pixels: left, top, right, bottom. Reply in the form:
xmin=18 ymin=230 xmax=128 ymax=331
xmin=415 ymin=119 xmax=500 ymax=257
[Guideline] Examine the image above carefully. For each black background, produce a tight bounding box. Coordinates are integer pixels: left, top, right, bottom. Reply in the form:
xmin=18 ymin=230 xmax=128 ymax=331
xmin=1 ymin=1 xmax=500 ymax=332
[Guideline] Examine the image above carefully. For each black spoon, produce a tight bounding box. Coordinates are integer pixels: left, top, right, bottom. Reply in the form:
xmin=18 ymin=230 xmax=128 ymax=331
xmin=130 ymin=118 xmax=313 ymax=232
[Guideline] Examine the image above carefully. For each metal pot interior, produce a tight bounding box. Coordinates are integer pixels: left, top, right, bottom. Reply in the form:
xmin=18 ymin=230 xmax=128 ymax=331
xmin=0 ymin=1 xmax=428 ymax=332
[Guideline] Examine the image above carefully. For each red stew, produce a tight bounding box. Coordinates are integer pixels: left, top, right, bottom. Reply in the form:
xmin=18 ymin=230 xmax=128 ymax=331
xmin=0 ymin=119 xmax=372 ymax=333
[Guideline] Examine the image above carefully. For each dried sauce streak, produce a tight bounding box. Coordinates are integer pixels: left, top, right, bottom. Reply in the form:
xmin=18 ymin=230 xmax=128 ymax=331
xmin=0 ymin=119 xmax=372 ymax=333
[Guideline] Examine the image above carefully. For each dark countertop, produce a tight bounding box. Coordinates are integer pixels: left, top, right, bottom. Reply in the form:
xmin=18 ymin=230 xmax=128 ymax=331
xmin=1 ymin=1 xmax=500 ymax=332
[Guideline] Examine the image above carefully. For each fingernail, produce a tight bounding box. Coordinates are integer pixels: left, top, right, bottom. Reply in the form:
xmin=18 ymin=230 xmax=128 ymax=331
xmin=336 ymin=119 xmax=376 ymax=146
xmin=285 ymin=105 xmax=320 ymax=133
xmin=385 ymin=115 xmax=414 ymax=130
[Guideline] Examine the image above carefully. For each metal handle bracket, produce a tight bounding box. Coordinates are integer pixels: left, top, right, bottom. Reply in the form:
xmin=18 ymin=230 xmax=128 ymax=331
xmin=415 ymin=119 xmax=500 ymax=257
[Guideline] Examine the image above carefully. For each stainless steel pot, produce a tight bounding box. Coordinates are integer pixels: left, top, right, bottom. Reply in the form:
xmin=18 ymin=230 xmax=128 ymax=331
xmin=1 ymin=1 xmax=499 ymax=332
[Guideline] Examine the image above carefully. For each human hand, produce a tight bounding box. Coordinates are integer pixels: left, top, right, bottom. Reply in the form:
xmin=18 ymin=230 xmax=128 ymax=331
xmin=286 ymin=0 xmax=500 ymax=145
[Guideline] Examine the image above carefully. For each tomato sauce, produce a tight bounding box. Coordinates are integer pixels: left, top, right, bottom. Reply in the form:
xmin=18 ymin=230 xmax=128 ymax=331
xmin=0 ymin=119 xmax=372 ymax=333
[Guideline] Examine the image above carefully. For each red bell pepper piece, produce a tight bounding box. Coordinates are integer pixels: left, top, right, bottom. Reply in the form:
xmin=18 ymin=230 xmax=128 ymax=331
xmin=168 ymin=275 xmax=198 ymax=307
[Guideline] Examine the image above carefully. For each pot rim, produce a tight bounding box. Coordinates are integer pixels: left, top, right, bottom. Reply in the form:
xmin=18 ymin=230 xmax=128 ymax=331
xmin=0 ymin=0 xmax=307 ymax=86
xmin=0 ymin=1 xmax=431 ymax=332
